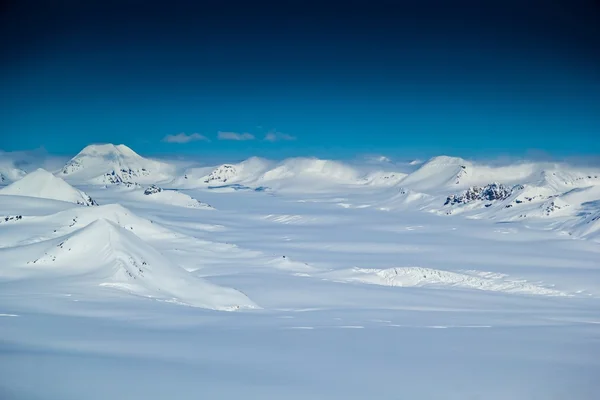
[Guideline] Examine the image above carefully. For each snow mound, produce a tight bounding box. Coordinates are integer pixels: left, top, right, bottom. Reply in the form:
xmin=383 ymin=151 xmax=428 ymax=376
xmin=319 ymin=267 xmax=568 ymax=296
xmin=266 ymin=255 xmax=317 ymax=272
xmin=376 ymin=187 xmax=434 ymax=211
xmin=43 ymin=203 xmax=173 ymax=240
xmin=569 ymin=209 xmax=600 ymax=241
xmin=60 ymin=143 xmax=176 ymax=185
xmin=139 ymin=185 xmax=214 ymax=209
xmin=261 ymin=158 xmax=360 ymax=184
xmin=23 ymin=219 xmax=257 ymax=310
xmin=399 ymin=156 xmax=472 ymax=192
xmin=202 ymin=157 xmax=272 ymax=185
xmin=362 ymin=170 xmax=407 ymax=186
xmin=0 ymin=169 xmax=98 ymax=206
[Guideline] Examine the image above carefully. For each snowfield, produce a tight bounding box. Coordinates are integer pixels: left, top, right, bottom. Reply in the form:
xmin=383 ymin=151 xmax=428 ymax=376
xmin=1 ymin=144 xmax=600 ymax=399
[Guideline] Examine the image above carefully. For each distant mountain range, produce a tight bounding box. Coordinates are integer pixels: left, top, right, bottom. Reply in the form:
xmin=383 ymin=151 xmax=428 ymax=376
xmin=1 ymin=143 xmax=599 ymax=241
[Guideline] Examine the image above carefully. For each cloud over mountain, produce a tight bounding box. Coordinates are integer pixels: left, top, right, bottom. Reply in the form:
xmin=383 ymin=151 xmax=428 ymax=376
xmin=264 ymin=131 xmax=296 ymax=142
xmin=162 ymin=133 xmax=209 ymax=143
xmin=218 ymin=131 xmax=255 ymax=141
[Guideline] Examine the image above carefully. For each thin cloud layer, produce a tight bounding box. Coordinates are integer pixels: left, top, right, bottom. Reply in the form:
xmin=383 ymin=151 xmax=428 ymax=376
xmin=162 ymin=133 xmax=210 ymax=144
xmin=218 ymin=131 xmax=255 ymax=141
xmin=264 ymin=131 xmax=296 ymax=142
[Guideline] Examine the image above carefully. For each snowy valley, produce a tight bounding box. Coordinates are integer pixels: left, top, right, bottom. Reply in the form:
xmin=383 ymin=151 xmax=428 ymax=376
xmin=1 ymin=144 xmax=599 ymax=399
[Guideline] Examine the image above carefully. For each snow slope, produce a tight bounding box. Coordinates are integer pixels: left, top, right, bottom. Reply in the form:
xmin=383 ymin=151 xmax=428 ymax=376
xmin=193 ymin=157 xmax=408 ymax=192
xmin=2 ymin=146 xmax=600 ymax=399
xmin=0 ymin=168 xmax=98 ymax=206
xmin=132 ymin=185 xmax=214 ymax=209
xmin=1 ymin=218 xmax=255 ymax=310
xmin=1 ymin=160 xmax=600 ymax=400
xmin=60 ymin=143 xmax=176 ymax=185
xmin=201 ymin=157 xmax=273 ymax=185
xmin=317 ymin=267 xmax=568 ymax=296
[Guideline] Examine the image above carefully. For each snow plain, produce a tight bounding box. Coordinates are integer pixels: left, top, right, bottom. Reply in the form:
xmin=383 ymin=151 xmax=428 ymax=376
xmin=1 ymin=145 xmax=600 ymax=399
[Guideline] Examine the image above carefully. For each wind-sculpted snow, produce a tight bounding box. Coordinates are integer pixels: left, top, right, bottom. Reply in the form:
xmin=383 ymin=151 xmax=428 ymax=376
xmin=137 ymin=185 xmax=214 ymax=209
xmin=0 ymin=168 xmax=98 ymax=206
xmin=316 ymin=267 xmax=569 ymax=296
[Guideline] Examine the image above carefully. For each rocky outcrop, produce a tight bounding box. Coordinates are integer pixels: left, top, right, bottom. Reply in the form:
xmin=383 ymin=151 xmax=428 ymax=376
xmin=144 ymin=185 xmax=163 ymax=195
xmin=204 ymin=165 xmax=237 ymax=184
xmin=445 ymin=183 xmax=513 ymax=206
xmin=79 ymin=195 xmax=98 ymax=207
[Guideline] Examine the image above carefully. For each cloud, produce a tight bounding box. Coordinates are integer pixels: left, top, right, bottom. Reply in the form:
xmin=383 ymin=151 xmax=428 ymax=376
xmin=162 ymin=133 xmax=210 ymax=144
xmin=217 ymin=131 xmax=255 ymax=141
xmin=264 ymin=131 xmax=296 ymax=142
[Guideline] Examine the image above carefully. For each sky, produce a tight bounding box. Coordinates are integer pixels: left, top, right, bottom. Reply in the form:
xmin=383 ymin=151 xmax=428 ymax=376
xmin=1 ymin=0 xmax=599 ymax=160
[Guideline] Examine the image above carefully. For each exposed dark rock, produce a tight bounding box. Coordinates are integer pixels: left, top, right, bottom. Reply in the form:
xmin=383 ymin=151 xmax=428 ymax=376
xmin=76 ymin=195 xmax=98 ymax=207
xmin=144 ymin=185 xmax=163 ymax=195
xmin=1 ymin=215 xmax=23 ymax=223
xmin=204 ymin=165 xmax=236 ymax=184
xmin=444 ymin=183 xmax=513 ymax=206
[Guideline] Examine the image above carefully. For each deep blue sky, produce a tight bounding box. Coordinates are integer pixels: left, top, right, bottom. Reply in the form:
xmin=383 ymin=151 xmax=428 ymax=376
xmin=1 ymin=0 xmax=599 ymax=160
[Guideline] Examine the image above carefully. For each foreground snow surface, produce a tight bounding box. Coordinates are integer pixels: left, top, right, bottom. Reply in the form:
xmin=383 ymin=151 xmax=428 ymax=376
xmin=1 ymin=185 xmax=600 ymax=399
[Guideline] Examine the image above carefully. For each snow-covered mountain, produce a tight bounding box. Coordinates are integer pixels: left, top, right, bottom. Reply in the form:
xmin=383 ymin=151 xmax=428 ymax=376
xmin=28 ymin=219 xmax=254 ymax=310
xmin=0 ymin=168 xmax=98 ymax=206
xmin=382 ymin=157 xmax=599 ymax=239
xmin=185 ymin=157 xmax=407 ymax=192
xmin=0 ymin=160 xmax=27 ymax=184
xmin=60 ymin=144 xmax=176 ymax=185
xmin=0 ymin=199 xmax=256 ymax=310
xmin=4 ymin=143 xmax=599 ymax=240
xmin=202 ymin=157 xmax=273 ymax=185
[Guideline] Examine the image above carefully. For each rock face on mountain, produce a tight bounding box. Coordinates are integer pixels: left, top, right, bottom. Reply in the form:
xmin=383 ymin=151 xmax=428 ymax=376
xmin=0 ymin=169 xmax=98 ymax=206
xmin=444 ymin=183 xmax=514 ymax=206
xmin=60 ymin=144 xmax=175 ymax=185
xmin=144 ymin=185 xmax=163 ymax=195
xmin=204 ymin=165 xmax=237 ymax=184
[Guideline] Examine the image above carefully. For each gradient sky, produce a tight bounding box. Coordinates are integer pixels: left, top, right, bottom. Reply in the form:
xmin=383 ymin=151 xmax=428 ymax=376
xmin=1 ymin=0 xmax=599 ymax=160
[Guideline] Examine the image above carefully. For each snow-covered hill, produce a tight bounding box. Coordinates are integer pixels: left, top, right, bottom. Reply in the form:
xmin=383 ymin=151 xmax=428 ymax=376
xmin=60 ymin=144 xmax=176 ymax=185
xmin=202 ymin=157 xmax=273 ymax=185
xmin=189 ymin=157 xmax=408 ymax=192
xmin=134 ymin=185 xmax=214 ymax=209
xmin=0 ymin=168 xmax=98 ymax=206
xmin=6 ymin=218 xmax=255 ymax=310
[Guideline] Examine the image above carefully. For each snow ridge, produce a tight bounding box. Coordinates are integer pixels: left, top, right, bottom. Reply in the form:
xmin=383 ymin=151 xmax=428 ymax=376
xmin=0 ymin=169 xmax=98 ymax=206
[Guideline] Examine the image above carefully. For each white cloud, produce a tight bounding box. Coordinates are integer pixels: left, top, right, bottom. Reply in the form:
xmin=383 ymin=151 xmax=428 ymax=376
xmin=217 ymin=131 xmax=255 ymax=141
xmin=264 ymin=131 xmax=296 ymax=142
xmin=162 ymin=133 xmax=209 ymax=144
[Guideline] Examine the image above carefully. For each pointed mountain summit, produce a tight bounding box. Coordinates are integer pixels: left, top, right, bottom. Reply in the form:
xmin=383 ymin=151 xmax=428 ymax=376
xmin=60 ymin=143 xmax=175 ymax=185
xmin=0 ymin=168 xmax=98 ymax=206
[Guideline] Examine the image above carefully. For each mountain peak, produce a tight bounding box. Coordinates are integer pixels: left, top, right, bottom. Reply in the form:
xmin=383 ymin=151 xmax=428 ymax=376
xmin=0 ymin=168 xmax=98 ymax=206
xmin=60 ymin=144 xmax=174 ymax=185
xmin=424 ymin=155 xmax=470 ymax=166
xmin=76 ymin=143 xmax=141 ymax=159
